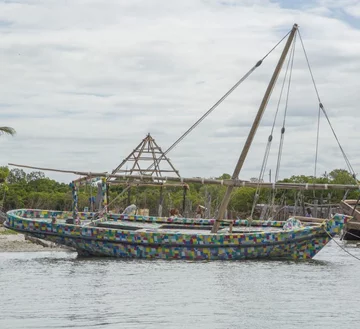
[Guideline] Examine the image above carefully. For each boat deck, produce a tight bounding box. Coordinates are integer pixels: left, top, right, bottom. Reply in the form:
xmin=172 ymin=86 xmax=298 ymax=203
xmin=22 ymin=217 xmax=286 ymax=234
xmin=96 ymin=219 xmax=283 ymax=234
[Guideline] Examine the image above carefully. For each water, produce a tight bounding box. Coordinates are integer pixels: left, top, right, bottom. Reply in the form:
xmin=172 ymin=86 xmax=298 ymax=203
xmin=0 ymin=239 xmax=359 ymax=329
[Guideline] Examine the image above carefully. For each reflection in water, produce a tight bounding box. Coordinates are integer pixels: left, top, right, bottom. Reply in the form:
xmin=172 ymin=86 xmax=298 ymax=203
xmin=0 ymin=240 xmax=359 ymax=329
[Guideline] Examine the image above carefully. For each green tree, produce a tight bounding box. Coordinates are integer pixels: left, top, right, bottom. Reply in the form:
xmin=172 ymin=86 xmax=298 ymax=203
xmin=0 ymin=167 xmax=10 ymax=183
xmin=7 ymin=169 xmax=27 ymax=184
xmin=0 ymin=127 xmax=16 ymax=136
xmin=229 ymin=187 xmax=256 ymax=214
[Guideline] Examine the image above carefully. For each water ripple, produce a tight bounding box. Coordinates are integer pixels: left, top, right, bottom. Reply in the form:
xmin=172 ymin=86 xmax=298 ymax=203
xmin=0 ymin=241 xmax=359 ymax=329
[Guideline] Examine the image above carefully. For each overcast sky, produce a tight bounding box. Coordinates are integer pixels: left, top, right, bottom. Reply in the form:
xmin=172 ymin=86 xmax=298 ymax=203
xmin=1 ymin=0 xmax=360 ymax=183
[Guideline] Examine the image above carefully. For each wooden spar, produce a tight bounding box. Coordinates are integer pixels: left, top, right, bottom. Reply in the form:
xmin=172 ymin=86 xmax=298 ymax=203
xmin=108 ymin=181 xmax=190 ymax=188
xmin=112 ymin=169 xmax=179 ymax=173
xmin=211 ymin=23 xmax=299 ymax=233
xmin=7 ymin=161 xmax=360 ymax=190
xmin=97 ymin=178 xmax=360 ymax=190
xmin=8 ymin=163 xmax=108 ymax=176
xmin=110 ymin=139 xmax=145 ymax=175
xmin=292 ymin=216 xmax=324 ymax=224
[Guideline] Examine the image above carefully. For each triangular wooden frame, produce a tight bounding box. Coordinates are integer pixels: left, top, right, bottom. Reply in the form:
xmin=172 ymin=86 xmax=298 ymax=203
xmin=109 ymin=133 xmax=180 ymax=179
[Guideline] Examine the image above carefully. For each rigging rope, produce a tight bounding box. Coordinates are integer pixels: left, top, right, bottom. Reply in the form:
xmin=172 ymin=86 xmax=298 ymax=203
xmin=324 ymin=228 xmax=360 ymax=262
xmin=86 ymin=185 xmax=131 ymax=224
xmin=314 ymin=103 xmax=321 ymax=180
xmin=268 ymin=34 xmax=297 ymax=217
xmin=248 ymin=32 xmax=297 ymax=220
xmin=249 ymin=32 xmax=297 ymax=220
xmin=146 ymin=29 xmax=293 ymax=172
xmin=274 ymin=33 xmax=296 ymax=184
xmin=298 ymin=30 xmax=357 ymax=179
xmin=342 ymin=229 xmax=360 ymax=240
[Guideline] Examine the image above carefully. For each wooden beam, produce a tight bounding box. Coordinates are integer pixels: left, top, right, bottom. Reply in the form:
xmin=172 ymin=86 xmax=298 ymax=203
xmin=292 ymin=216 xmax=324 ymax=224
xmin=115 ymin=169 xmax=179 ymax=173
xmin=8 ymin=163 xmax=360 ymax=190
xmin=108 ymin=181 xmax=189 ymax=188
xmin=8 ymin=163 xmax=107 ymax=176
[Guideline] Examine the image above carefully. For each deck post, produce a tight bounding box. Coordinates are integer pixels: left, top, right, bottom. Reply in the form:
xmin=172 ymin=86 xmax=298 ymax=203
xmin=158 ymin=186 xmax=164 ymax=217
xmin=101 ymin=177 xmax=108 ymax=213
xmin=127 ymin=187 xmax=131 ymax=206
xmin=211 ymin=24 xmax=299 ymax=233
xmin=182 ymin=186 xmax=187 ymax=215
xmin=70 ymin=181 xmax=78 ymax=222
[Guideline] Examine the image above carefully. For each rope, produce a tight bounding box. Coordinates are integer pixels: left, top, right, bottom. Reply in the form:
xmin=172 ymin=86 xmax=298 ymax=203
xmin=248 ymin=32 xmax=296 ymax=220
xmin=351 ymin=193 xmax=360 ymax=217
xmin=313 ymin=103 xmax=321 ymax=180
xmin=342 ymin=229 xmax=360 ymax=240
xmin=146 ymin=29 xmax=293 ymax=172
xmin=298 ymin=30 xmax=357 ymax=179
xmin=107 ymin=185 xmax=131 ymax=209
xmin=323 ymin=228 xmax=360 ymax=261
xmin=274 ymin=33 xmax=296 ymax=183
xmin=87 ymin=185 xmax=132 ymax=225
xmin=268 ymin=34 xmax=297 ymax=217
xmin=319 ymin=105 xmax=356 ymax=177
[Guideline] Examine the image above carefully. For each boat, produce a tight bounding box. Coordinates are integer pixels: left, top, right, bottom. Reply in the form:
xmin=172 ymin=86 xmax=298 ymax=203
xmin=5 ymin=208 xmax=350 ymax=259
xmin=339 ymin=199 xmax=360 ymax=240
xmin=3 ymin=23 xmax=357 ymax=260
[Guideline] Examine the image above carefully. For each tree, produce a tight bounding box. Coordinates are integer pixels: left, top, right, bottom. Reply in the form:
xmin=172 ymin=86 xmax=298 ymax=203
xmin=26 ymin=171 xmax=45 ymax=182
xmin=250 ymin=177 xmax=263 ymax=183
xmin=0 ymin=167 xmax=10 ymax=183
xmin=7 ymin=169 xmax=26 ymax=184
xmin=229 ymin=187 xmax=256 ymax=214
xmin=328 ymin=169 xmax=356 ymax=185
xmin=0 ymin=127 xmax=16 ymax=136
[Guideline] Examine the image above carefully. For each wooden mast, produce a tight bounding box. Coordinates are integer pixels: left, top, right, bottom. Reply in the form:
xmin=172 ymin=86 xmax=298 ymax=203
xmin=211 ymin=23 xmax=299 ymax=233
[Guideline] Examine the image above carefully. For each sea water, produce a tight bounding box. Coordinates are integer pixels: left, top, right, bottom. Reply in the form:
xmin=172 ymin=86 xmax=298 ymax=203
xmin=0 ymin=239 xmax=359 ymax=329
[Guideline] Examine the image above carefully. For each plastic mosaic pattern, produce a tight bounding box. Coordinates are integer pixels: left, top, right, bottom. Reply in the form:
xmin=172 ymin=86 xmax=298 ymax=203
xmin=5 ymin=209 xmax=350 ymax=260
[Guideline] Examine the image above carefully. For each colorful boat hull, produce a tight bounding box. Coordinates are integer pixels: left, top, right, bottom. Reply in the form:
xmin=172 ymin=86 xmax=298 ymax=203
xmin=4 ymin=209 xmax=350 ymax=260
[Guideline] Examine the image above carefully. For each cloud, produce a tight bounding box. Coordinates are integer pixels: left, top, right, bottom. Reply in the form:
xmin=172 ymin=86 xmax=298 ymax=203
xmin=1 ymin=0 xmax=360 ymax=185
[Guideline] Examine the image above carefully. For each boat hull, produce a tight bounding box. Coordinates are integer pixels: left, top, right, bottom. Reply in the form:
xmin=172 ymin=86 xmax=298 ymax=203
xmin=11 ymin=231 xmax=331 ymax=260
xmin=4 ymin=209 xmax=350 ymax=260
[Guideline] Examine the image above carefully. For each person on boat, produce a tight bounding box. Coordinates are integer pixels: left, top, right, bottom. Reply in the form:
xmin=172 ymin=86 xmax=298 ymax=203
xmin=305 ymin=207 xmax=312 ymax=218
xmin=195 ymin=205 xmax=205 ymax=218
xmin=170 ymin=208 xmax=182 ymax=218
xmin=122 ymin=204 xmax=137 ymax=215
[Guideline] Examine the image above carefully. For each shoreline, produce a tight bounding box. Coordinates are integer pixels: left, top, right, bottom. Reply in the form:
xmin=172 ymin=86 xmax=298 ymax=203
xmin=0 ymin=227 xmax=72 ymax=253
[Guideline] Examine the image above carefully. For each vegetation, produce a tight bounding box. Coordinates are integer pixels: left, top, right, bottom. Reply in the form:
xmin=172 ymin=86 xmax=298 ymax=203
xmin=0 ymin=166 xmax=358 ymax=218
xmin=0 ymin=127 xmax=16 ymax=136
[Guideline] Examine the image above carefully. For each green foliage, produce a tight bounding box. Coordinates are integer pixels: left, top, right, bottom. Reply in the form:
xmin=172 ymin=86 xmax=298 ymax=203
xmin=218 ymin=173 xmax=231 ymax=180
xmin=279 ymin=169 xmax=359 ymax=204
xmin=0 ymin=166 xmax=10 ymax=182
xmin=229 ymin=187 xmax=256 ymax=213
xmin=0 ymin=126 xmax=16 ymax=136
xmin=1 ymin=168 xmax=73 ymax=211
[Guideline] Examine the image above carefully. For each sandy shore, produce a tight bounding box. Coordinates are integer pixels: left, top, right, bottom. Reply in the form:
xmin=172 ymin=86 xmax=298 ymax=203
xmin=0 ymin=226 xmax=72 ymax=253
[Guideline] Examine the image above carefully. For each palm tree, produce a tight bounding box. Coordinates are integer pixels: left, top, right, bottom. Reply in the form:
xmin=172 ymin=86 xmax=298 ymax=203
xmin=0 ymin=127 xmax=16 ymax=136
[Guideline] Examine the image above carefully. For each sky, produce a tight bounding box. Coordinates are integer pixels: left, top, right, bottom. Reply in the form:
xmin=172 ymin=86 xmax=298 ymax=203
xmin=1 ymin=0 xmax=360 ymax=183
